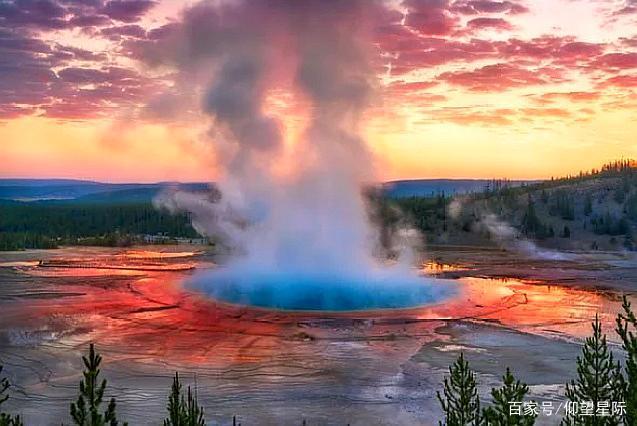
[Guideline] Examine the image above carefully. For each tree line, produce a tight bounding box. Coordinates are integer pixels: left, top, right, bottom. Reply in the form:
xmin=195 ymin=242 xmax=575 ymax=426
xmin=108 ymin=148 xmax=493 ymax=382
xmin=389 ymin=160 xmax=637 ymax=250
xmin=0 ymin=202 xmax=199 ymax=251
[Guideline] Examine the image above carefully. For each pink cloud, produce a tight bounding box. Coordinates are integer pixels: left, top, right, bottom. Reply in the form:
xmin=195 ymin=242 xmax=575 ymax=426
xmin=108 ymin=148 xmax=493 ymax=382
xmin=425 ymin=107 xmax=515 ymax=125
xmin=451 ymin=0 xmax=529 ymax=15
xmin=438 ymin=63 xmax=565 ymax=91
xmin=0 ymin=0 xmax=633 ymax=121
xmin=543 ymin=91 xmax=601 ymax=102
xmin=498 ymin=37 xmax=604 ymax=64
xmin=520 ymin=107 xmax=571 ymax=117
xmin=387 ymin=81 xmax=439 ymax=92
xmin=619 ymin=36 xmax=637 ymax=48
xmin=403 ymin=0 xmax=459 ymax=35
xmin=466 ymin=17 xmax=513 ymax=31
xmin=387 ymin=38 xmax=499 ymax=74
xmin=613 ymin=0 xmax=637 ymax=15
xmin=558 ymin=42 xmax=604 ymax=59
xmin=594 ymin=52 xmax=637 ymax=69
xmin=600 ymin=74 xmax=637 ymax=87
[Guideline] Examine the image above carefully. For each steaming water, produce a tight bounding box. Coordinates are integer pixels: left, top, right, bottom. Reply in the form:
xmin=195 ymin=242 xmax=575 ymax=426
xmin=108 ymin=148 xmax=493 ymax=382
xmin=154 ymin=1 xmax=458 ymax=311
xmin=191 ymin=266 xmax=455 ymax=311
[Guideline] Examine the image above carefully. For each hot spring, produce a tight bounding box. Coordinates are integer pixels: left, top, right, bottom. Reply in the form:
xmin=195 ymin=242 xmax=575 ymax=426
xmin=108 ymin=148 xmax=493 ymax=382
xmin=190 ymin=266 xmax=456 ymax=312
xmin=155 ymin=1 xmax=458 ymax=313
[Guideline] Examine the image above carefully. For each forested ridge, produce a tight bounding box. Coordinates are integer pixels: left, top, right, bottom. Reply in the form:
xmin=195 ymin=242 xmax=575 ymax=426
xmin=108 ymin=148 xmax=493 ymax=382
xmin=2 ymin=160 xmax=635 ymax=252
xmin=0 ymin=202 xmax=199 ymax=251
xmin=390 ymin=160 xmax=637 ymax=251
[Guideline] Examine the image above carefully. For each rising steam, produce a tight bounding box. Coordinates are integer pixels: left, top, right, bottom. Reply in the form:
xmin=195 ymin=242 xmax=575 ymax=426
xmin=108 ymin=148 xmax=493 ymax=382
xmin=153 ymin=0 xmax=453 ymax=310
xmin=447 ymin=199 xmax=576 ymax=261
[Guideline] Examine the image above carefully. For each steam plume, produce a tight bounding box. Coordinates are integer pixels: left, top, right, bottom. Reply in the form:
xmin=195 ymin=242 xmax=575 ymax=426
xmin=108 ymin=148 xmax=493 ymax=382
xmin=448 ymin=199 xmax=576 ymax=261
xmin=153 ymin=0 xmax=452 ymax=310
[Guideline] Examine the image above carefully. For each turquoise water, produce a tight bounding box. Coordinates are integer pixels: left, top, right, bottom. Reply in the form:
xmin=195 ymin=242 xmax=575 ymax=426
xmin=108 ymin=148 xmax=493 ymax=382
xmin=193 ymin=269 xmax=456 ymax=311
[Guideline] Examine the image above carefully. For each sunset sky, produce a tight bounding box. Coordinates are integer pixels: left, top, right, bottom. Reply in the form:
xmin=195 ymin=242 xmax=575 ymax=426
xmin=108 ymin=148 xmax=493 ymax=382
xmin=1 ymin=0 xmax=636 ymax=182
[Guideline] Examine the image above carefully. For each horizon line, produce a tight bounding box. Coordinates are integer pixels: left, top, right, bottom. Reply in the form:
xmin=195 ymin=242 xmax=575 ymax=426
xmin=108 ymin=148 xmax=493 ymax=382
xmin=0 ymin=176 xmax=549 ymax=185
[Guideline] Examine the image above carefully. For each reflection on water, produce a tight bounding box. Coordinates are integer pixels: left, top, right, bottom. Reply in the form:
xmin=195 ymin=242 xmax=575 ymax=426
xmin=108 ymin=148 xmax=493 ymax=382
xmin=0 ymin=247 xmax=633 ymax=424
xmin=419 ymin=277 xmax=621 ymax=342
xmin=421 ymin=261 xmax=466 ymax=275
xmin=22 ymin=267 xmax=148 ymax=277
xmin=121 ymin=250 xmax=201 ymax=259
xmin=2 ymin=248 xmax=630 ymax=362
xmin=0 ymin=261 xmax=40 ymax=268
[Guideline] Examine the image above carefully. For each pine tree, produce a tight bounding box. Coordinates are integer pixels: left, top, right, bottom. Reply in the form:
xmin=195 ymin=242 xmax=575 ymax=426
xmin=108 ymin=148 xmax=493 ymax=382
xmin=562 ymin=226 xmax=571 ymax=238
xmin=482 ymin=368 xmax=536 ymax=425
xmin=522 ymin=200 xmax=541 ymax=236
xmin=584 ymin=195 xmax=593 ymax=216
xmin=437 ymin=353 xmax=481 ymax=425
xmin=165 ymin=372 xmax=184 ymax=425
xmin=0 ymin=365 xmax=23 ymax=426
xmin=70 ymin=344 xmax=126 ymax=426
xmin=561 ymin=315 xmax=625 ymax=426
xmin=0 ymin=369 xmax=8 ymax=413
xmin=615 ymin=296 xmax=637 ymax=424
xmin=163 ymin=372 xmax=205 ymax=426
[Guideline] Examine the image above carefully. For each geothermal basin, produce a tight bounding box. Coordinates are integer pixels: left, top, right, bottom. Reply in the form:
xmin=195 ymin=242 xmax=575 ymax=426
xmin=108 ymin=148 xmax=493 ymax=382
xmin=0 ymin=246 xmax=636 ymax=425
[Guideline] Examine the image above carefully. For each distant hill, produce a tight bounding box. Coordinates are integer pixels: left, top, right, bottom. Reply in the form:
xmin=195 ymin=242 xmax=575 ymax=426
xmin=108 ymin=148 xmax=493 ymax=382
xmin=1 ymin=178 xmax=539 ymax=202
xmin=393 ymin=160 xmax=637 ymax=252
xmin=71 ymin=184 xmax=210 ymax=204
xmin=0 ymin=179 xmax=210 ymax=203
xmin=0 ymin=178 xmax=99 ymax=187
xmin=383 ymin=179 xmax=536 ymax=198
xmin=0 ymin=180 xmax=106 ymax=201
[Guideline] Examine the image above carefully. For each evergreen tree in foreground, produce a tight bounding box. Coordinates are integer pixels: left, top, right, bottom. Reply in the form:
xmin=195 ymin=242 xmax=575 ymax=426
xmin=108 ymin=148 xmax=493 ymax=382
xmin=163 ymin=372 xmax=205 ymax=426
xmin=561 ymin=315 xmax=625 ymax=426
xmin=70 ymin=344 xmax=126 ymax=426
xmin=437 ymin=353 xmax=481 ymax=425
xmin=615 ymin=296 xmax=637 ymax=424
xmin=0 ymin=365 xmax=23 ymax=426
xmin=482 ymin=368 xmax=536 ymax=425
